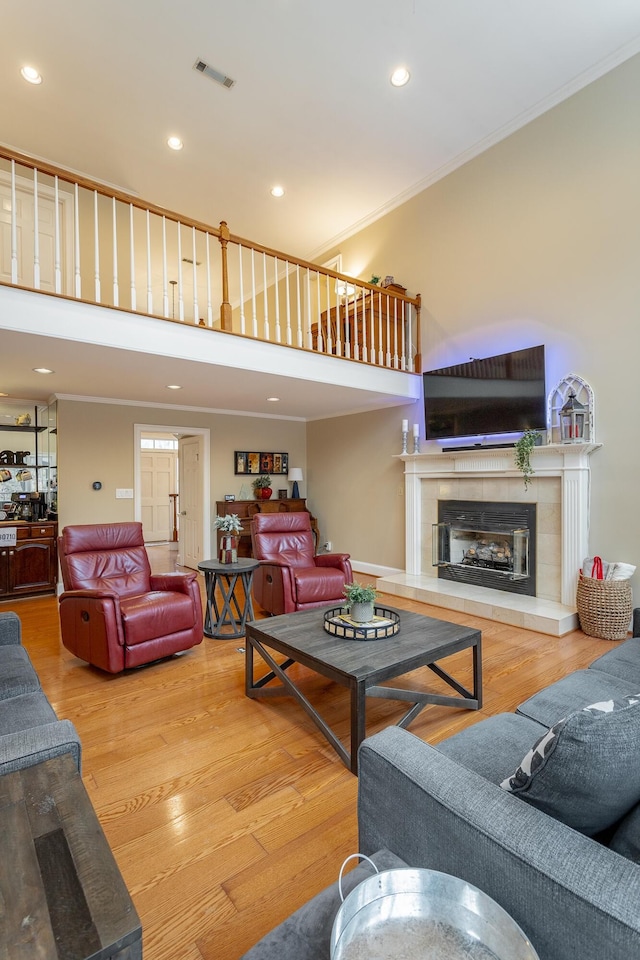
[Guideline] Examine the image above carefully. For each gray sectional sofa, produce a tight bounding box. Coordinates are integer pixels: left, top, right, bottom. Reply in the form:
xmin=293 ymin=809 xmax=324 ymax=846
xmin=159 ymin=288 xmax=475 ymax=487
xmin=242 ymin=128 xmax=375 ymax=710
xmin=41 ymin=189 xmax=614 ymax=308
xmin=244 ymin=609 xmax=640 ymax=960
xmin=0 ymin=610 xmax=81 ymax=774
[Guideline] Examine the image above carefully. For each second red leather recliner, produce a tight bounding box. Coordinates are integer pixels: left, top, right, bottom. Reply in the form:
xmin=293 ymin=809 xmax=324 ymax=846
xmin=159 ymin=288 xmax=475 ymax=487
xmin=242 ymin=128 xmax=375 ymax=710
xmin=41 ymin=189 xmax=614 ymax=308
xmin=251 ymin=512 xmax=352 ymax=616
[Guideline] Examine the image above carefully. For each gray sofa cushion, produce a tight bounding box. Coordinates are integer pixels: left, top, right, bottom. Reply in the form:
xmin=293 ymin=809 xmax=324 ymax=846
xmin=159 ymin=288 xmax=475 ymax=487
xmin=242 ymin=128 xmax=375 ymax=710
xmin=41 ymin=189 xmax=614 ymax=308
xmin=0 ymin=692 xmax=57 ymax=734
xmin=239 ymin=848 xmax=408 ymax=960
xmin=610 ymin=802 xmax=640 ymax=863
xmin=501 ymin=694 xmax=640 ymax=835
xmin=589 ymin=638 xmax=640 ymax=685
xmin=436 ymin=712 xmax=548 ymax=785
xmin=516 ymin=669 xmax=636 ymax=726
xmin=0 ymin=645 xmax=42 ymax=699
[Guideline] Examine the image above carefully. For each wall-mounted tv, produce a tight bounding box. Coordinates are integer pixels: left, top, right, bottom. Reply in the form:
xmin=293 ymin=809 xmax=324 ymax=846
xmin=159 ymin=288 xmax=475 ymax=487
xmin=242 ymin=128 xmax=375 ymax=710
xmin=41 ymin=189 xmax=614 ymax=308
xmin=423 ymin=345 xmax=546 ymax=442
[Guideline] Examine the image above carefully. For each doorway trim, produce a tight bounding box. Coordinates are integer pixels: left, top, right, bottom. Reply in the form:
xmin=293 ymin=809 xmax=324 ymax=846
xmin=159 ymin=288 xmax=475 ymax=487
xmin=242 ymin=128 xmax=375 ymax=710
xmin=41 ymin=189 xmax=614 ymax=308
xmin=133 ymin=423 xmax=211 ymax=560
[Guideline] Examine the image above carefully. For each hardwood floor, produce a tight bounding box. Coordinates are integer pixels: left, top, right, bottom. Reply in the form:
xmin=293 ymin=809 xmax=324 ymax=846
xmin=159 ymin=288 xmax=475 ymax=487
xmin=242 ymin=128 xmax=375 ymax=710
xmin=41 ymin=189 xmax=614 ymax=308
xmin=7 ymin=550 xmax=609 ymax=959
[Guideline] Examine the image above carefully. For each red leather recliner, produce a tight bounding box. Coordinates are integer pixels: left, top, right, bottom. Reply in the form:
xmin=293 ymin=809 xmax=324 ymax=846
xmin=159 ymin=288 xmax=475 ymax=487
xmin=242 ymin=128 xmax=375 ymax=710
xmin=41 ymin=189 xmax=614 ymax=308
xmin=251 ymin=512 xmax=352 ymax=616
xmin=58 ymin=522 xmax=203 ymax=673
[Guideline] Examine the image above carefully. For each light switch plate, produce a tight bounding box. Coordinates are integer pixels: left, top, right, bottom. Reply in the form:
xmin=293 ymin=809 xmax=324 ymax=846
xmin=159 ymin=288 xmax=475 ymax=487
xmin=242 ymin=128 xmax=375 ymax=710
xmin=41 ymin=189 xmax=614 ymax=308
xmin=115 ymin=488 xmax=134 ymax=499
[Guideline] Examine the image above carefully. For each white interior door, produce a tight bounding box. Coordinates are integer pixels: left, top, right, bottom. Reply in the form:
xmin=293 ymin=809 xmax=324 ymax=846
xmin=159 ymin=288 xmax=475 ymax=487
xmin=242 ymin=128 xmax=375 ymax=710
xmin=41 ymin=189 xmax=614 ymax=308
xmin=178 ymin=434 xmax=204 ymax=569
xmin=140 ymin=450 xmax=177 ymax=542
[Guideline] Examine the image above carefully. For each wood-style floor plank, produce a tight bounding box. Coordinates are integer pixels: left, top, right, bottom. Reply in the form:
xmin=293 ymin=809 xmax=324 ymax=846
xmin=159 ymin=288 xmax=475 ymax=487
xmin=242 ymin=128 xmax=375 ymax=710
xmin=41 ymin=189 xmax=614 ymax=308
xmin=4 ymin=548 xmax=611 ymax=959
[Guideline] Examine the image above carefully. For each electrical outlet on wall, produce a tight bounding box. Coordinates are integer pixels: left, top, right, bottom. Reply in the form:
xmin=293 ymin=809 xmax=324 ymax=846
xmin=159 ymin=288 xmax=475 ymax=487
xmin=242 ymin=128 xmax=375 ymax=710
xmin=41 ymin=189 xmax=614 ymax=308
xmin=323 ymin=541 xmax=332 ymax=552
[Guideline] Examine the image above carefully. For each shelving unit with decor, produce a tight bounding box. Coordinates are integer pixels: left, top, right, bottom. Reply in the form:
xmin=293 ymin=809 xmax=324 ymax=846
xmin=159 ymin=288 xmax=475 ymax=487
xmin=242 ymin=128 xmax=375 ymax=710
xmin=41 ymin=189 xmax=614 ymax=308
xmin=0 ymin=399 xmax=58 ymax=598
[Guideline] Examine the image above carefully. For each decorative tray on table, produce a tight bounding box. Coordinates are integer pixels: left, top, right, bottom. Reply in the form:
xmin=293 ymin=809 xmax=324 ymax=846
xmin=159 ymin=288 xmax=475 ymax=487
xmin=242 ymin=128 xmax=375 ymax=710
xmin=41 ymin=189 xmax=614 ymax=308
xmin=323 ymin=606 xmax=400 ymax=641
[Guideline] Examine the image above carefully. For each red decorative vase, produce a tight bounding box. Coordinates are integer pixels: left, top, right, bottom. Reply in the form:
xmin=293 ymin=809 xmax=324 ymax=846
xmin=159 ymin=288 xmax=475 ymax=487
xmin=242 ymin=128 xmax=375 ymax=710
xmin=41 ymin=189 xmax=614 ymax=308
xmin=258 ymin=487 xmax=273 ymax=500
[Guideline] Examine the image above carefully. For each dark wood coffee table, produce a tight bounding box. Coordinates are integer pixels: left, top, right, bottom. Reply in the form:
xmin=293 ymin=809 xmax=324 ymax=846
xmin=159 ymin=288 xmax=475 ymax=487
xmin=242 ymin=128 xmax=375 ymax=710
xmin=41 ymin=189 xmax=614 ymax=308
xmin=245 ymin=606 xmax=482 ymax=773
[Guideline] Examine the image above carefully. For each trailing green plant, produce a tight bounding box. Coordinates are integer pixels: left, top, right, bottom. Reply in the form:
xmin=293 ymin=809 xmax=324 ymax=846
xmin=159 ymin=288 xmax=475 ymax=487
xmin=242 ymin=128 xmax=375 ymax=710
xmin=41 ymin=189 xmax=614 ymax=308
xmin=514 ymin=429 xmax=541 ymax=489
xmin=251 ymin=474 xmax=272 ymax=490
xmin=342 ymin=581 xmax=379 ymax=608
xmin=214 ymin=513 xmax=243 ymax=534
xmin=369 ymin=274 xmax=381 ymax=285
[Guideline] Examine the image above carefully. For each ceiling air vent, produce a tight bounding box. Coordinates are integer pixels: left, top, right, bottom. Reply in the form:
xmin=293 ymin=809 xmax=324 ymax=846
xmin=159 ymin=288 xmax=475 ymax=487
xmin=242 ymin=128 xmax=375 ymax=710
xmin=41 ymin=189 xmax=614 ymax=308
xmin=193 ymin=58 xmax=235 ymax=89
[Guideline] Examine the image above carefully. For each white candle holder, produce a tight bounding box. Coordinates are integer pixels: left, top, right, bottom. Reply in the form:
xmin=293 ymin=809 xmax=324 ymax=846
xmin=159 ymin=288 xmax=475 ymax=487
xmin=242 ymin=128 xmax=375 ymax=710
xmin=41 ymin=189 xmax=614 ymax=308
xmin=413 ymin=434 xmax=420 ymax=454
xmin=401 ymin=430 xmax=408 ymax=454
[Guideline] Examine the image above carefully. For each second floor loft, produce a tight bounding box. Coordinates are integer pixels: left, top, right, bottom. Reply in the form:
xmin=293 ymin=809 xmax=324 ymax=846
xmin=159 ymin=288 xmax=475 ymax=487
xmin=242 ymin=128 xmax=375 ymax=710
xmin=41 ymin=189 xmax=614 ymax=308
xmin=0 ymin=147 xmax=422 ymax=419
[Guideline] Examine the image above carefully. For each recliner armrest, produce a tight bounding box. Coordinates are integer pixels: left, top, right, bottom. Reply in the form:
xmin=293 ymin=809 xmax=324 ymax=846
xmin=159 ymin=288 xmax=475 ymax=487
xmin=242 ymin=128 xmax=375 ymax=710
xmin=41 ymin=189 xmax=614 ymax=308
xmin=150 ymin=572 xmax=198 ymax=593
xmin=314 ymin=553 xmax=350 ymax=566
xmin=633 ymin=607 xmax=640 ymax=637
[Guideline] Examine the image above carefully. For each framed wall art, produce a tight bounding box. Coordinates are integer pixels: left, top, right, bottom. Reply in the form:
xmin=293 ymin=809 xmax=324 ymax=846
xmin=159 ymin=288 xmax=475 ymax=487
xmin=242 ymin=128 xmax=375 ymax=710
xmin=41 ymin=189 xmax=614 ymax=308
xmin=235 ymin=451 xmax=288 ymax=475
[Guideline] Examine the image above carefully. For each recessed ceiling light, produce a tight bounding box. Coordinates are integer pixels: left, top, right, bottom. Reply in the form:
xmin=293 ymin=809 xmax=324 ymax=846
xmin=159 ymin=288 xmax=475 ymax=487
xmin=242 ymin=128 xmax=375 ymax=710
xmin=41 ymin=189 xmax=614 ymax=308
xmin=21 ymin=66 xmax=42 ymax=85
xmin=266 ymin=397 xmax=280 ymax=402
xmin=270 ymin=185 xmax=285 ymax=198
xmin=166 ymin=384 xmax=182 ymax=390
xmin=33 ymin=367 xmax=54 ymax=374
xmin=390 ymin=66 xmax=410 ymax=87
xmin=0 ymin=392 xmax=8 ymax=397
xmin=167 ymin=136 xmax=183 ymax=151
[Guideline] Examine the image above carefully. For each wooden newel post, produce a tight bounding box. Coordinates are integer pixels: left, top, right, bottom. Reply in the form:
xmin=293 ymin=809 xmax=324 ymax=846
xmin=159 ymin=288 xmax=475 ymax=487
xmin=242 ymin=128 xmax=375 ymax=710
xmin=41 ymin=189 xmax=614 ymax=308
xmin=414 ymin=293 xmax=422 ymax=374
xmin=218 ymin=220 xmax=233 ymax=331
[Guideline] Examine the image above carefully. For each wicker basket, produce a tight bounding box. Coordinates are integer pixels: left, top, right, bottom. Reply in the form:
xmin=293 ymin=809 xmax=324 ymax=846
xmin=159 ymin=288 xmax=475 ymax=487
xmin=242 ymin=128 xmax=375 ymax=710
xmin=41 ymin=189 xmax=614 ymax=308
xmin=576 ymin=574 xmax=633 ymax=641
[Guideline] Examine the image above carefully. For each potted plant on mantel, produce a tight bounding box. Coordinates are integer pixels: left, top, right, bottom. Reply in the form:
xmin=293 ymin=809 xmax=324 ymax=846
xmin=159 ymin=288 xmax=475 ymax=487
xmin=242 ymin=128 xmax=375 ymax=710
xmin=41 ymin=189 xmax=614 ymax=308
xmin=252 ymin=474 xmax=273 ymax=500
xmin=214 ymin=513 xmax=242 ymax=564
xmin=514 ymin=429 xmax=541 ymax=489
xmin=343 ymin=581 xmax=380 ymax=624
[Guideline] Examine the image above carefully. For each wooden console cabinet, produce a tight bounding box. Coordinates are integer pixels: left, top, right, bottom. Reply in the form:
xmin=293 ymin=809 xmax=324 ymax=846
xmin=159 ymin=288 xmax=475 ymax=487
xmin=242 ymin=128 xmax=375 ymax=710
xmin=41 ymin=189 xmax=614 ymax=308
xmin=0 ymin=521 xmax=58 ymax=599
xmin=215 ymin=498 xmax=320 ymax=558
xmin=312 ymin=283 xmax=409 ymax=362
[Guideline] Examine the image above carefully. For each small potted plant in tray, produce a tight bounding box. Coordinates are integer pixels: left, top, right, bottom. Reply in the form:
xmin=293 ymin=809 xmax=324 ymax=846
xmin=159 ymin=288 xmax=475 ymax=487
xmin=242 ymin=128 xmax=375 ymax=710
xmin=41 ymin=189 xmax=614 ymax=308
xmin=343 ymin=581 xmax=380 ymax=623
xmin=214 ymin=513 xmax=243 ymax=563
xmin=252 ymin=474 xmax=273 ymax=500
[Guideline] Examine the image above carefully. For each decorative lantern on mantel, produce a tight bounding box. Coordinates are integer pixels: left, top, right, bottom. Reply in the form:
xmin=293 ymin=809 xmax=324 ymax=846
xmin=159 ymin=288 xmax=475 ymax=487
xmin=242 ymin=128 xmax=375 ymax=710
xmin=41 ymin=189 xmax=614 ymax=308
xmin=560 ymin=391 xmax=586 ymax=443
xmin=548 ymin=374 xmax=594 ymax=445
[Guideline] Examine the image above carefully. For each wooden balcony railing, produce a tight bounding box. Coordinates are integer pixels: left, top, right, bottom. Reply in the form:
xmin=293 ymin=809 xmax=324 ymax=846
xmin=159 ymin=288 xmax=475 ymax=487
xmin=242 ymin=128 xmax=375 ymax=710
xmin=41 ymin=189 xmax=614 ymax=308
xmin=0 ymin=146 xmax=421 ymax=372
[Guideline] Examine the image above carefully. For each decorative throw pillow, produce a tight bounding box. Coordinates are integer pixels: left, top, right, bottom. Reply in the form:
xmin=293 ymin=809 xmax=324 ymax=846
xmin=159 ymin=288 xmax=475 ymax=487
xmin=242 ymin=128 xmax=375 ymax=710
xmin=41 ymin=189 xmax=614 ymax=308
xmin=500 ymin=694 xmax=640 ymax=836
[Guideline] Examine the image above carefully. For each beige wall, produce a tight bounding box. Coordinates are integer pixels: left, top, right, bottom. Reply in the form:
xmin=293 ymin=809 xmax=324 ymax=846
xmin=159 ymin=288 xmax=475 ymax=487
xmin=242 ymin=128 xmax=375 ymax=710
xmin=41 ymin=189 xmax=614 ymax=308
xmin=58 ymin=399 xmax=307 ymax=530
xmin=308 ymin=54 xmax=640 ymax=588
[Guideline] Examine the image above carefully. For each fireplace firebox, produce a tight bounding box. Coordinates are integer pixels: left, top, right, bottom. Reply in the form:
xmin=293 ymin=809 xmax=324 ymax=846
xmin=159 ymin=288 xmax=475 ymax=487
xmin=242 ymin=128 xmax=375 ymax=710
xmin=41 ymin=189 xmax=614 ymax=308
xmin=433 ymin=500 xmax=537 ymax=597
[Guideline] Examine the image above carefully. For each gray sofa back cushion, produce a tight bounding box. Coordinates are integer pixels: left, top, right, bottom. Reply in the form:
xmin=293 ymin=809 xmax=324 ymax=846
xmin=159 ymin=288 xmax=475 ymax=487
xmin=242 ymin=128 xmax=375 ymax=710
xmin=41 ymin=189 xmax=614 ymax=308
xmin=501 ymin=694 xmax=640 ymax=835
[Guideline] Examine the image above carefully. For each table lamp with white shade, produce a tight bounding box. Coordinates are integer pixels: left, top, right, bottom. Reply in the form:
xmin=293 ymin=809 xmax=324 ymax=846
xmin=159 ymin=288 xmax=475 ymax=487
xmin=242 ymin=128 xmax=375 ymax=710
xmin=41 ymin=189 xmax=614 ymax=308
xmin=288 ymin=467 xmax=303 ymax=498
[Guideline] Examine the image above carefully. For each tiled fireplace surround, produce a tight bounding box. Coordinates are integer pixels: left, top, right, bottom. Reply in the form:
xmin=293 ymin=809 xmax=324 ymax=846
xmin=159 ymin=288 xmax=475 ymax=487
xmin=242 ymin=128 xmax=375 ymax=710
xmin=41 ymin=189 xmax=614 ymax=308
xmin=377 ymin=443 xmax=600 ymax=636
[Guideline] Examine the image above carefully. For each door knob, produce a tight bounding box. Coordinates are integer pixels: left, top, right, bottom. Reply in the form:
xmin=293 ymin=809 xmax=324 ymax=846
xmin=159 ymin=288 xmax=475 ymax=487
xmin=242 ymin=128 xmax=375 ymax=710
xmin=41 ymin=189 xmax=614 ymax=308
xmin=180 ymin=510 xmax=187 ymax=516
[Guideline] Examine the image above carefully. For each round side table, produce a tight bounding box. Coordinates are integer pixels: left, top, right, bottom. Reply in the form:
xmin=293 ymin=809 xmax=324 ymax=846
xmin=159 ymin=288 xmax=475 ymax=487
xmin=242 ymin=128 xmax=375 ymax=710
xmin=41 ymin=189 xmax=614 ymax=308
xmin=197 ymin=558 xmax=260 ymax=639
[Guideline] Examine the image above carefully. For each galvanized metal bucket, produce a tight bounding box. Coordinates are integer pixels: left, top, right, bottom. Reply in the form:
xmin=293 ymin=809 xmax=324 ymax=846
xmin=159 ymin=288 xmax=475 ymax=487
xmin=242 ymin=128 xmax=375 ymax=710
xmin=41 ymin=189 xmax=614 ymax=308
xmin=331 ymin=855 xmax=539 ymax=960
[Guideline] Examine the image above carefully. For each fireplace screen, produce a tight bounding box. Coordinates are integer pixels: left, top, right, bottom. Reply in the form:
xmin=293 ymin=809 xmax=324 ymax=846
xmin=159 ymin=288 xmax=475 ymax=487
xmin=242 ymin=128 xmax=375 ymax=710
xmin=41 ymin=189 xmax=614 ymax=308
xmin=433 ymin=500 xmax=536 ymax=596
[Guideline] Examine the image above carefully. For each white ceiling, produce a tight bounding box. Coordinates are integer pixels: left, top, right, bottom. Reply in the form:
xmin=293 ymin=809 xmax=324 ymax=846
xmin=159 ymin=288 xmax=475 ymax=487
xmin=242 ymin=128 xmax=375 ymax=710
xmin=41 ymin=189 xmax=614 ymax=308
xmin=3 ymin=1 xmax=640 ymax=417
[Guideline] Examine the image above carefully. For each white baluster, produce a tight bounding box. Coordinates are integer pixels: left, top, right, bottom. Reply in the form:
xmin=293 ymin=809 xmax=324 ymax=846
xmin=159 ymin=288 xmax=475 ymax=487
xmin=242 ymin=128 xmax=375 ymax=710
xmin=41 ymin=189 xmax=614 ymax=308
xmin=274 ymin=257 xmax=281 ymax=343
xmin=146 ymin=209 xmax=153 ymax=314
xmin=238 ymin=243 xmax=246 ymax=334
xmin=33 ymin=169 xmax=40 ymax=289
xmin=285 ymin=261 xmax=292 ymax=345
xmin=250 ymin=248 xmax=258 ymax=337
xmin=206 ymin=232 xmax=213 ymax=326
xmin=305 ymin=268 xmax=312 ymax=349
xmin=262 ymin=251 xmax=269 ymax=340
xmin=315 ymin=267 xmax=322 ymax=352
xmin=385 ymin=293 xmax=391 ymax=367
xmin=377 ymin=290 xmax=383 ymax=365
xmin=325 ymin=273 xmax=332 ymax=354
xmin=93 ymin=189 xmax=100 ymax=302
xmin=295 ymin=265 xmax=303 ymax=347
xmin=192 ymin=227 xmax=198 ymax=324
xmin=10 ymin=160 xmax=18 ymax=283
xmin=112 ymin=197 xmax=119 ymax=307
xmin=161 ymin=216 xmax=168 ymax=316
xmin=54 ymin=176 xmax=61 ymax=294
xmin=74 ymin=183 xmax=81 ymax=298
xmin=177 ymin=222 xmax=184 ymax=321
xmin=129 ymin=203 xmax=137 ymax=311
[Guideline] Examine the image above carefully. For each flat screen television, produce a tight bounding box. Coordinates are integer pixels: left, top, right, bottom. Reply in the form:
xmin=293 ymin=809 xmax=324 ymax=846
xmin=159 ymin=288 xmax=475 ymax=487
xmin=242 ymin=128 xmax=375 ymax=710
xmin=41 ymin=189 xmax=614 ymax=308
xmin=423 ymin=345 xmax=546 ymax=442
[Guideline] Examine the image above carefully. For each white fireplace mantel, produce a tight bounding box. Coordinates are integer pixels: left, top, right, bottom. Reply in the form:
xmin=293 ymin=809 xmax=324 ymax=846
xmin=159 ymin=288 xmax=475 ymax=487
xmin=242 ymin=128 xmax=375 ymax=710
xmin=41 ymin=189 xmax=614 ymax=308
xmin=378 ymin=442 xmax=602 ymax=636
